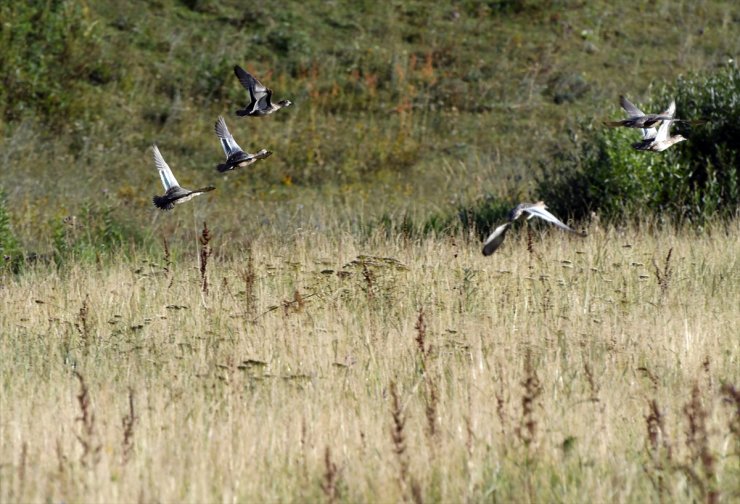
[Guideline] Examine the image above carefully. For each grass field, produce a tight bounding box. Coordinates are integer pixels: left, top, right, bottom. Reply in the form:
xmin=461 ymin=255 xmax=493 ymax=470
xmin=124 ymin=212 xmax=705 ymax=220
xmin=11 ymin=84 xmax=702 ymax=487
xmin=1 ymin=1 xmax=739 ymax=502
xmin=1 ymin=220 xmax=738 ymax=502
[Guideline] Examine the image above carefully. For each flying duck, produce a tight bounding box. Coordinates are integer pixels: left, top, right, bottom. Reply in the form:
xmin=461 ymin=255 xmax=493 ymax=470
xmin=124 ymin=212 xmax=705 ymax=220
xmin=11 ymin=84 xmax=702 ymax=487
xmin=604 ymin=95 xmax=679 ymax=129
xmin=482 ymin=202 xmax=586 ymax=256
xmin=151 ymin=144 xmax=215 ymax=211
xmin=630 ymin=101 xmax=686 ymax=152
xmin=234 ymin=65 xmax=292 ymax=117
xmin=214 ymin=116 xmax=272 ymax=172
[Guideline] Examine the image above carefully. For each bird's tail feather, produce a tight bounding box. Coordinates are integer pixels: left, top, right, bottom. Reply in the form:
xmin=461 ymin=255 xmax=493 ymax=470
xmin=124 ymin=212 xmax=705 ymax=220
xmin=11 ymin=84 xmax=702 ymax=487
xmin=677 ymin=118 xmax=709 ymax=126
xmin=153 ymin=195 xmax=173 ymax=211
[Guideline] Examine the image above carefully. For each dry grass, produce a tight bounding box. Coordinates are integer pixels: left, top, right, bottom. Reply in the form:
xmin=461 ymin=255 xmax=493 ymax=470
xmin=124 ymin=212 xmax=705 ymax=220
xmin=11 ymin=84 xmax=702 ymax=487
xmin=1 ymin=221 xmax=739 ymax=502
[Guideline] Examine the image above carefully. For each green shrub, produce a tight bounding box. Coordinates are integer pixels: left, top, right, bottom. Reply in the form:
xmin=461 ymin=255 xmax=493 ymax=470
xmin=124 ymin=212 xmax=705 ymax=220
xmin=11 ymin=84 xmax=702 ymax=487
xmin=0 ymin=189 xmax=22 ymax=271
xmin=655 ymin=67 xmax=740 ymax=218
xmin=537 ymin=65 xmax=740 ymax=223
xmin=51 ymin=200 xmax=145 ymax=266
xmin=373 ymin=194 xmax=515 ymax=241
xmin=454 ymin=194 xmax=516 ymax=239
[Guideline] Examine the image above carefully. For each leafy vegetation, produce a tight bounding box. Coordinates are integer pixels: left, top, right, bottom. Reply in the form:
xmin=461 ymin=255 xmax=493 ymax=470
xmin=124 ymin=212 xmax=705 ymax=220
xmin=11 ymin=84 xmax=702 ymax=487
xmin=537 ymin=66 xmax=740 ymax=223
xmin=0 ymin=1 xmax=109 ymax=126
xmin=0 ymin=0 xmax=738 ymax=255
xmin=50 ymin=198 xmax=146 ymax=267
xmin=0 ymin=188 xmax=22 ymax=271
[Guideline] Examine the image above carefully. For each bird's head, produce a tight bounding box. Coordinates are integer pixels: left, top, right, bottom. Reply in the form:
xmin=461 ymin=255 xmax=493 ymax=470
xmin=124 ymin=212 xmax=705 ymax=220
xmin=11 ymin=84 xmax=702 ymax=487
xmin=663 ymin=135 xmax=687 ymax=150
xmin=278 ymin=99 xmax=293 ymax=108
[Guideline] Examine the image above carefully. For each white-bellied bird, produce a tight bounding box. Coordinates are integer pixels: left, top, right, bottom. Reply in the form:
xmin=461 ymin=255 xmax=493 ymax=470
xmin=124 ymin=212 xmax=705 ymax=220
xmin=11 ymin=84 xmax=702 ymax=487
xmin=214 ymin=116 xmax=271 ymax=172
xmin=151 ymin=145 xmax=215 ymax=211
xmin=482 ymin=202 xmax=586 ymax=256
xmin=234 ymin=65 xmax=292 ymax=117
xmin=630 ymin=101 xmax=687 ymax=152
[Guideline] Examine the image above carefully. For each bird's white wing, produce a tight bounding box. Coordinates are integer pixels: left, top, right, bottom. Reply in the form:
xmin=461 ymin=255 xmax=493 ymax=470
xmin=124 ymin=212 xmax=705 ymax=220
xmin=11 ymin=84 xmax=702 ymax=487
xmin=654 ymin=116 xmax=673 ymax=142
xmin=642 ymin=126 xmax=658 ymax=140
xmin=482 ymin=222 xmax=511 ymax=256
xmin=214 ymin=116 xmax=243 ymax=156
xmin=152 ymin=144 xmax=179 ymax=190
xmin=523 ymin=206 xmax=579 ymax=233
xmin=620 ymin=95 xmax=645 ymax=117
xmin=654 ymin=99 xmax=676 ymax=142
xmin=661 ymin=100 xmax=676 ymax=118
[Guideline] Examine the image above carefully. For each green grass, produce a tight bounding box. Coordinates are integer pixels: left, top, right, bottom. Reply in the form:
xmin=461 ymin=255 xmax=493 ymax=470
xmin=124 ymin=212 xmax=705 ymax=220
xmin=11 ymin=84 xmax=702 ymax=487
xmin=1 ymin=0 xmax=738 ymax=252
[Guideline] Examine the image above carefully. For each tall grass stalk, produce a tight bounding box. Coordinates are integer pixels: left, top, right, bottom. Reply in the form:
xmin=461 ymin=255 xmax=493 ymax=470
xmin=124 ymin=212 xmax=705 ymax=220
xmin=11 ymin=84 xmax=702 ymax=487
xmin=0 ymin=221 xmax=737 ymax=502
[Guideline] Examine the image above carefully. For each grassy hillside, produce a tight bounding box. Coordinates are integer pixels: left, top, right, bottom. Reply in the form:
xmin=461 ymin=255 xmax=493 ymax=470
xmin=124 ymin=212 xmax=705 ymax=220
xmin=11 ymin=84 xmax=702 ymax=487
xmin=1 ymin=3 xmax=739 ymax=502
xmin=0 ymin=0 xmax=738 ymax=252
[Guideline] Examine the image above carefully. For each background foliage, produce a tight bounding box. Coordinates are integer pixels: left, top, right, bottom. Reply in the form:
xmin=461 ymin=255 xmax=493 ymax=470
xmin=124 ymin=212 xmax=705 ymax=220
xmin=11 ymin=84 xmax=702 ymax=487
xmin=0 ymin=0 xmax=738 ymax=259
xmin=537 ymin=67 xmax=740 ymax=223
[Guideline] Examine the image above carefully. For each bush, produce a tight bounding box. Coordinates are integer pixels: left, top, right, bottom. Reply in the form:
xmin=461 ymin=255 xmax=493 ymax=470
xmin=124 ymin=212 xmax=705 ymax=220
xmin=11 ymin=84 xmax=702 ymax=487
xmin=537 ymin=65 xmax=740 ymax=223
xmin=51 ymin=200 xmax=145 ymax=266
xmin=0 ymin=189 xmax=22 ymax=271
xmin=373 ymin=194 xmax=515 ymax=241
xmin=454 ymin=195 xmax=517 ymax=239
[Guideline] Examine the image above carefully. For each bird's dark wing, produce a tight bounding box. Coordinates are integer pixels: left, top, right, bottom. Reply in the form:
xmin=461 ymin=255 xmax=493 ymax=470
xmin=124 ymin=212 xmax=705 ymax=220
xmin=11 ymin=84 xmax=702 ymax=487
xmin=482 ymin=223 xmax=512 ymax=256
xmin=234 ymin=65 xmax=270 ymax=110
xmin=619 ymin=95 xmax=645 ymax=117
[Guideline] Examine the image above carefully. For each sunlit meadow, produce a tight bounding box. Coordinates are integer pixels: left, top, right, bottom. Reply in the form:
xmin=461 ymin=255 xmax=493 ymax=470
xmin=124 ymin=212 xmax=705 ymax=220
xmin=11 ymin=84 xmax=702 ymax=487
xmin=1 ymin=1 xmax=739 ymax=502
xmin=1 ymin=220 xmax=738 ymax=502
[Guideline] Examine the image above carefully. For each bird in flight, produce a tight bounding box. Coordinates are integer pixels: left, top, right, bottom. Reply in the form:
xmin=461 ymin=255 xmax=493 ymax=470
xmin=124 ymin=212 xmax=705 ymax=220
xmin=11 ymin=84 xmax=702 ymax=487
xmin=214 ymin=116 xmax=271 ymax=172
xmin=151 ymin=144 xmax=215 ymax=211
xmin=482 ymin=202 xmax=586 ymax=256
xmin=604 ymin=95 xmax=704 ymax=130
xmin=234 ymin=65 xmax=292 ymax=117
xmin=630 ymin=101 xmax=687 ymax=152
